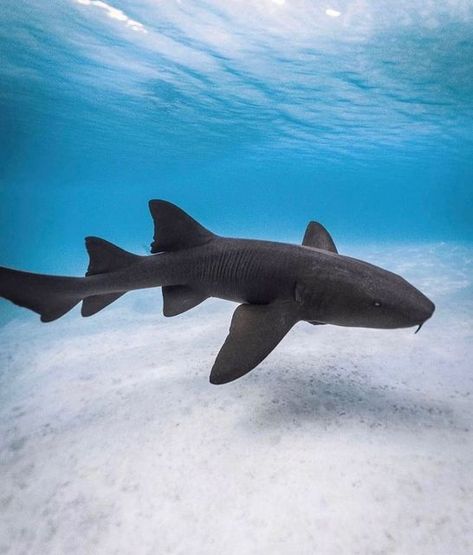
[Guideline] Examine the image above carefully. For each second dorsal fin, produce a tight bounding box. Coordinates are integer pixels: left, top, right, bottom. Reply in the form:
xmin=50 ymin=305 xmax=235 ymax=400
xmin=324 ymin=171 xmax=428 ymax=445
xmin=85 ymin=237 xmax=140 ymax=276
xmin=82 ymin=237 xmax=140 ymax=317
xmin=149 ymin=200 xmax=215 ymax=253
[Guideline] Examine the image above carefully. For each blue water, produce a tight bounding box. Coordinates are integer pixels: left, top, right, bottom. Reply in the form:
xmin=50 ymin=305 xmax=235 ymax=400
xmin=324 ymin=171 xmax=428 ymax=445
xmin=2 ymin=4 xmax=473 ymax=552
xmin=1 ymin=0 xmax=472 ymax=274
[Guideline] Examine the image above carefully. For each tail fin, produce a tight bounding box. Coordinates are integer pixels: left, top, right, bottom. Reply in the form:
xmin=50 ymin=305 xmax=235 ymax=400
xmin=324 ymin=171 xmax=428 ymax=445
xmin=81 ymin=237 xmax=141 ymax=317
xmin=0 ymin=267 xmax=82 ymax=322
xmin=0 ymin=238 xmax=142 ymax=322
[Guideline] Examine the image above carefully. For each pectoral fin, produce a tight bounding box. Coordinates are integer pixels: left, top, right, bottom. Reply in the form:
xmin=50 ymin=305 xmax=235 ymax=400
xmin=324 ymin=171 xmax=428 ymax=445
xmin=209 ymin=303 xmax=299 ymax=385
xmin=302 ymin=221 xmax=338 ymax=253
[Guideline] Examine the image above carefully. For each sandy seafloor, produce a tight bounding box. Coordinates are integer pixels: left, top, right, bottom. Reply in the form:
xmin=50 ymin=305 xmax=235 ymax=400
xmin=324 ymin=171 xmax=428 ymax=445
xmin=0 ymin=243 xmax=472 ymax=555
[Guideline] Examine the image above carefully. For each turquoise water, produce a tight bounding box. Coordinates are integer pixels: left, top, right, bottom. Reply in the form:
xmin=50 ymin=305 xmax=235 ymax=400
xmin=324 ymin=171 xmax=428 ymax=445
xmin=1 ymin=0 xmax=472 ymax=275
xmin=1 ymin=3 xmax=473 ymax=553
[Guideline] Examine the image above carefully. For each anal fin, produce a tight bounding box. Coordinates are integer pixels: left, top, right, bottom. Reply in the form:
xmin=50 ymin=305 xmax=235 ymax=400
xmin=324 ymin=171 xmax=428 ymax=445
xmin=162 ymin=285 xmax=208 ymax=317
xmin=82 ymin=293 xmax=125 ymax=317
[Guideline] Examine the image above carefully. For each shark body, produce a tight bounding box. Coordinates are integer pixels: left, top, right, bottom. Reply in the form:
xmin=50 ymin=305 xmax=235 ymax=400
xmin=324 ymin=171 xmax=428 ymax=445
xmin=0 ymin=200 xmax=435 ymax=384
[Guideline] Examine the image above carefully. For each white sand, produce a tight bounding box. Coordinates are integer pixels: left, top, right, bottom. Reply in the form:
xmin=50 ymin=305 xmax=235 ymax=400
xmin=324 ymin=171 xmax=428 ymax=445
xmin=0 ymin=243 xmax=472 ymax=554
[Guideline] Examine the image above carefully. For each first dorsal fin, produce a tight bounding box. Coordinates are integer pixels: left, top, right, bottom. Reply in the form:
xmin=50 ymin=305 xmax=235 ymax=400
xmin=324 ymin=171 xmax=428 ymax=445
xmin=149 ymin=200 xmax=215 ymax=253
xmin=302 ymin=221 xmax=338 ymax=253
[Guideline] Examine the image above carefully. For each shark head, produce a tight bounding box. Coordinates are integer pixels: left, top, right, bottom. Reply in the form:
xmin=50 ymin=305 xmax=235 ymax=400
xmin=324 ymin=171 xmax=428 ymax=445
xmin=296 ymin=253 xmax=435 ymax=330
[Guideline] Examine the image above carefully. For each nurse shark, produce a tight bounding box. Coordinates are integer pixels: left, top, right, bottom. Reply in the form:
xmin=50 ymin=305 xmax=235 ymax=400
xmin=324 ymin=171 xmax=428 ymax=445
xmin=0 ymin=200 xmax=435 ymax=384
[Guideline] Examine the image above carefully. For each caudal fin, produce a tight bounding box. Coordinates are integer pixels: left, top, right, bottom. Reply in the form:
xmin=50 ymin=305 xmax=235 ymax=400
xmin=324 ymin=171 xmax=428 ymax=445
xmin=0 ymin=267 xmax=82 ymax=322
xmin=0 ymin=238 xmax=142 ymax=322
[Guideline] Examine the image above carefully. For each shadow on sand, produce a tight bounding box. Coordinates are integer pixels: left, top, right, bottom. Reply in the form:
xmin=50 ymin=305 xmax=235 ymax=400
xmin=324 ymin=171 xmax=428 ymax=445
xmin=234 ymin=364 xmax=467 ymax=433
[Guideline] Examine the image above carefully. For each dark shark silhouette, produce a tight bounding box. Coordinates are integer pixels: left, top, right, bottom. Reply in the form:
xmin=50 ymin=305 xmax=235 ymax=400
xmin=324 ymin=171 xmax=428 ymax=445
xmin=0 ymin=200 xmax=434 ymax=384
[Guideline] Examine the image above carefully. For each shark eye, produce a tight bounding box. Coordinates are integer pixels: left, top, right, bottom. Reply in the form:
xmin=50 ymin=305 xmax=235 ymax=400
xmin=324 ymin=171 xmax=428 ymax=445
xmin=373 ymin=301 xmax=382 ymax=308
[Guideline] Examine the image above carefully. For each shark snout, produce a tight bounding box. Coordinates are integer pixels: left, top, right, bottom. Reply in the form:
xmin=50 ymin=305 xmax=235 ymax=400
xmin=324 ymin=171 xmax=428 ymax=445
xmin=423 ymin=297 xmax=435 ymax=321
xmin=411 ymin=291 xmax=435 ymax=327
